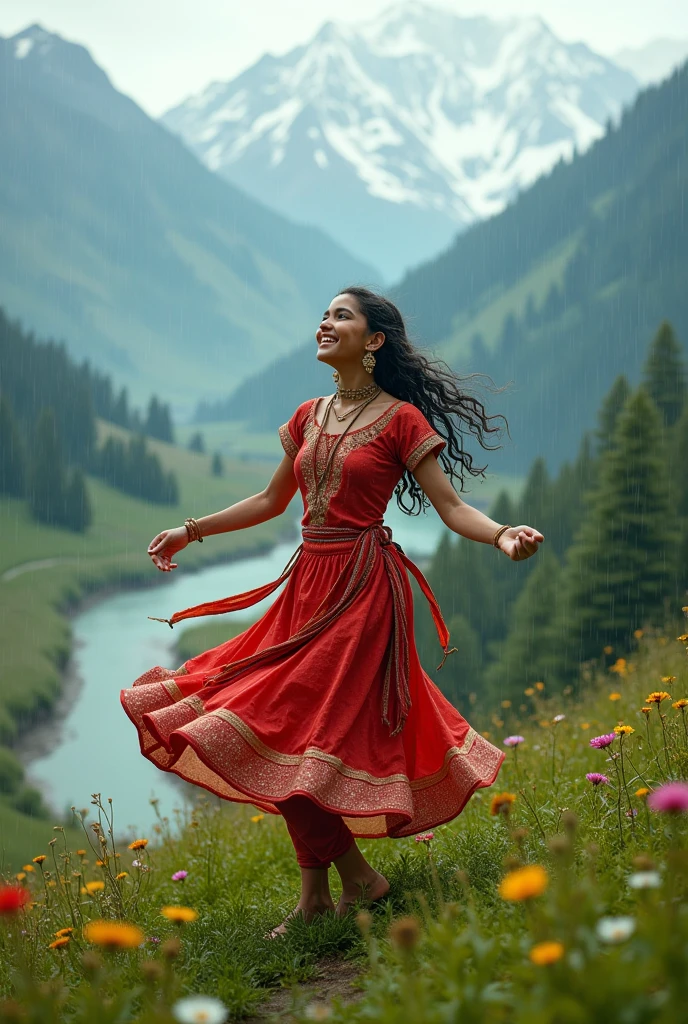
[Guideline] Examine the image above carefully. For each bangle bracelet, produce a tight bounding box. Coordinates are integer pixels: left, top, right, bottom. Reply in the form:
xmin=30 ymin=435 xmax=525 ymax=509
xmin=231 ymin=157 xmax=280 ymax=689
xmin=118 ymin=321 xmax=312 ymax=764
xmin=184 ymin=517 xmax=204 ymax=543
xmin=492 ymin=524 xmax=511 ymax=549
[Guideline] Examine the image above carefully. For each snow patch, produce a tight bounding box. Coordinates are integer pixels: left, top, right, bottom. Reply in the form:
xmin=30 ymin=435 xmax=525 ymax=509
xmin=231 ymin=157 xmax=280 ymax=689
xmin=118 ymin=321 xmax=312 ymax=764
xmin=14 ymin=38 xmax=34 ymax=60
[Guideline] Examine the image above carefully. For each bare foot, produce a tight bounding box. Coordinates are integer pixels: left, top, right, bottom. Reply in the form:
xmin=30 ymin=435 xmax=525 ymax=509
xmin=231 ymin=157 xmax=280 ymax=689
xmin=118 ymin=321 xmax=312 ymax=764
xmin=265 ymin=898 xmax=336 ymax=940
xmin=335 ymin=871 xmax=390 ymax=917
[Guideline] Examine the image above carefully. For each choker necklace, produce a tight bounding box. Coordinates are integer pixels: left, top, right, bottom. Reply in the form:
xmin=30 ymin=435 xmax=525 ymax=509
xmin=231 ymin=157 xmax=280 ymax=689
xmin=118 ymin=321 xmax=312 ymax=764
xmin=332 ymin=388 xmax=382 ymax=421
xmin=336 ymin=382 xmax=379 ymax=401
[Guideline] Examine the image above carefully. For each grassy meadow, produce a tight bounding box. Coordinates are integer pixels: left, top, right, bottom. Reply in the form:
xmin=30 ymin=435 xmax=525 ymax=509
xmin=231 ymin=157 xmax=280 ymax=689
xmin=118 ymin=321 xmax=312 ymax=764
xmin=1 ymin=614 xmax=687 ymax=1022
xmin=0 ymin=421 xmax=289 ymax=869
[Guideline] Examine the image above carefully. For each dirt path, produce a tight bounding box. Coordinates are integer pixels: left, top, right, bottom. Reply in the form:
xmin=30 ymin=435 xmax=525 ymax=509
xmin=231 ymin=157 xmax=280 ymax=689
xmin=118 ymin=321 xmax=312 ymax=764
xmin=247 ymin=957 xmax=365 ymax=1021
xmin=1 ymin=556 xmax=80 ymax=582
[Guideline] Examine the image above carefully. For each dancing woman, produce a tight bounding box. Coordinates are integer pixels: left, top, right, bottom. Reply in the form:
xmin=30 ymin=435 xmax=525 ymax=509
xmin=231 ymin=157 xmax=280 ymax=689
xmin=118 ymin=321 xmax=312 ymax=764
xmin=121 ymin=286 xmax=544 ymax=938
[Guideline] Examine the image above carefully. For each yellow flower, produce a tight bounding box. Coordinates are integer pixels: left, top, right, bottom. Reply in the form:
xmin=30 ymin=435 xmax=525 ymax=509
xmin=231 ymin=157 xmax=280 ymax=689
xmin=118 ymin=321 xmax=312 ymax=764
xmin=610 ymin=658 xmax=627 ymax=675
xmin=529 ymin=940 xmax=564 ymax=965
xmin=84 ymin=920 xmax=145 ymax=949
xmin=15 ymin=872 xmax=26 ymax=881
xmin=635 ymin=788 xmax=650 ymax=798
xmin=609 ymin=693 xmax=622 ymax=701
xmin=22 ymin=865 xmax=35 ymax=873
xmin=633 ymin=629 xmax=644 ymax=639
xmin=160 ymin=905 xmax=198 ymax=924
xmin=603 ymin=645 xmax=613 ymax=654
xmin=646 ymin=691 xmax=671 ymax=704
xmin=661 ymin=676 xmax=676 ymax=684
xmin=672 ymin=699 xmax=688 ymax=710
xmin=490 ymin=792 xmax=517 ymax=816
xmin=250 ymin=814 xmax=265 ymax=823
xmin=127 ymin=838 xmax=148 ymax=851
xmin=501 ymin=699 xmax=512 ymax=709
xmin=95 ymin=859 xmax=107 ymax=867
xmin=676 ymin=634 xmax=688 ymax=643
xmin=55 ymin=927 xmax=74 ymax=937
xmin=640 ymin=707 xmax=652 ymax=715
xmin=48 ymin=937 xmax=70 ymax=950
xmin=524 ymin=687 xmax=535 ymax=696
xmin=85 ymin=881 xmax=105 ymax=894
xmin=76 ymin=850 xmax=87 ymax=857
xmin=499 ymin=865 xmax=549 ymax=901
xmin=482 ymin=730 xmax=491 ymax=739
xmin=115 ymin=872 xmax=129 ymax=881
xmin=580 ymin=722 xmax=590 ymax=730
xmin=614 ymin=725 xmax=634 ymax=735
xmin=534 ymin=682 xmax=545 ymax=691
xmin=32 ymin=855 xmax=46 ymax=864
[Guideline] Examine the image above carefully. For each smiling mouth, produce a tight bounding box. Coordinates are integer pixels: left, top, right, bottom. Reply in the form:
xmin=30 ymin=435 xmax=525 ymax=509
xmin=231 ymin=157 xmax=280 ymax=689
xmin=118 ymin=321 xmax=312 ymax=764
xmin=319 ymin=336 xmax=338 ymax=343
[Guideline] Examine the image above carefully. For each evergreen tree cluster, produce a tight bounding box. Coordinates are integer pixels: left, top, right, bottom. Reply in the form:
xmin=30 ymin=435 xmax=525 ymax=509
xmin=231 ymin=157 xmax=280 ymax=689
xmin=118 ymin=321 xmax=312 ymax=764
xmin=95 ymin=435 xmax=179 ymax=506
xmin=418 ymin=320 xmax=688 ymax=712
xmin=0 ymin=308 xmax=180 ymax=525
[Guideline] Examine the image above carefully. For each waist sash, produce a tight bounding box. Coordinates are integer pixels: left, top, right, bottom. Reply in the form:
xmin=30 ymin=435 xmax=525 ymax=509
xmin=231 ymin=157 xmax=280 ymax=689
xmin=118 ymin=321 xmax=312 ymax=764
xmin=149 ymin=524 xmax=456 ymax=737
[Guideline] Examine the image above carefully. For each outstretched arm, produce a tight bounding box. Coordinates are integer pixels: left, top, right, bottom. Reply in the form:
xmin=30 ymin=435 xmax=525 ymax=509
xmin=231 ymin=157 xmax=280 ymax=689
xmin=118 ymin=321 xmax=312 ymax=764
xmin=147 ymin=454 xmax=299 ymax=571
xmin=411 ymin=453 xmax=544 ymax=561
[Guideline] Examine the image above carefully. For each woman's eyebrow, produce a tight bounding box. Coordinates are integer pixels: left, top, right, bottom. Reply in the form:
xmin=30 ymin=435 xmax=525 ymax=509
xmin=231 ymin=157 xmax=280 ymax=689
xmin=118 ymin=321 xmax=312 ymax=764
xmin=322 ymin=306 xmax=353 ymax=317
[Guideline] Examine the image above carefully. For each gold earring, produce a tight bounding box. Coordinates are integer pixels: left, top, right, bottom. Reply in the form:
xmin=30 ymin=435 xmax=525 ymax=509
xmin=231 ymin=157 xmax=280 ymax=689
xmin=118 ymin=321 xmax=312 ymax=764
xmin=332 ymin=369 xmax=340 ymax=383
xmin=362 ymin=351 xmax=376 ymax=374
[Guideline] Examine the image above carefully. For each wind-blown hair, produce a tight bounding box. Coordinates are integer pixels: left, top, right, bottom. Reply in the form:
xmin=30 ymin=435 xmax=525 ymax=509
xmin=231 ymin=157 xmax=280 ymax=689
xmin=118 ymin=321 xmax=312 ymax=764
xmin=339 ymin=285 xmax=510 ymax=515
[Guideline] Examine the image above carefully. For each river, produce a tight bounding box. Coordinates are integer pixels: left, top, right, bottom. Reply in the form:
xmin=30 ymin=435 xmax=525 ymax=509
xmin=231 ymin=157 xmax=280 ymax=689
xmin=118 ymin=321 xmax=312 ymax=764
xmin=22 ymin=506 xmax=446 ymax=835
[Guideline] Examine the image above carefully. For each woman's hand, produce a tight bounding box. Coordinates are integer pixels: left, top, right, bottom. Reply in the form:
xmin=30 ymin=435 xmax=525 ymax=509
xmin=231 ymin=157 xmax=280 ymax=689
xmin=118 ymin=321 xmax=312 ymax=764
xmin=498 ymin=525 xmax=544 ymax=561
xmin=147 ymin=526 xmax=189 ymax=572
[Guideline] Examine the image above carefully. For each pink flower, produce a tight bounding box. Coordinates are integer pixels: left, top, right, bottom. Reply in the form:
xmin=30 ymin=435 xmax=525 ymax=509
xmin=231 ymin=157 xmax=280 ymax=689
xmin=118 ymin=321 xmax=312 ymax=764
xmin=414 ymin=832 xmax=434 ymax=843
xmin=503 ymin=735 xmax=525 ymax=747
xmin=589 ymin=733 xmax=616 ymax=749
xmin=172 ymin=870 xmax=188 ymax=882
xmin=647 ymin=782 xmax=688 ymax=814
xmin=586 ymin=773 xmax=610 ymax=786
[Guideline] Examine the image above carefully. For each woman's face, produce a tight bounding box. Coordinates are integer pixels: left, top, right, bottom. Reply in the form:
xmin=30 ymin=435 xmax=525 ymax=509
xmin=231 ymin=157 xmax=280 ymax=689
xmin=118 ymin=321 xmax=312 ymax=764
xmin=315 ymin=293 xmax=384 ymax=368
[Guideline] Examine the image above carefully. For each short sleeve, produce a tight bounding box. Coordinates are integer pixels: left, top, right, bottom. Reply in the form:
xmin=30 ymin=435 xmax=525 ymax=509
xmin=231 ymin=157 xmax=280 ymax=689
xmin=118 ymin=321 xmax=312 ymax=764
xmin=278 ymin=399 xmax=315 ymax=460
xmin=394 ymin=404 xmax=446 ymax=472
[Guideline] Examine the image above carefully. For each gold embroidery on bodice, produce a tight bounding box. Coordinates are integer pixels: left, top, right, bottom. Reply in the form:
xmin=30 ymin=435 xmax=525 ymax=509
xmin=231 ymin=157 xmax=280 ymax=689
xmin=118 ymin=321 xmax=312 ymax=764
xmin=301 ymin=400 xmax=404 ymax=526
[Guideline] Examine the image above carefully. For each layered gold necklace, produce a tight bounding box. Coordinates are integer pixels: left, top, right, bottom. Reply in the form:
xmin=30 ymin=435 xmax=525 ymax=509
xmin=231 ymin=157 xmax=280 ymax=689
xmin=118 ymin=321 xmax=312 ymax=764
xmin=332 ymin=385 xmax=382 ymax=422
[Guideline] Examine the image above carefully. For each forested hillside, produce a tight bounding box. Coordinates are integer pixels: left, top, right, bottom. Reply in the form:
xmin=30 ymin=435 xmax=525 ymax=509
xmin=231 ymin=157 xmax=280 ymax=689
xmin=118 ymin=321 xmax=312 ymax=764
xmin=211 ymin=63 xmax=688 ymax=475
xmin=415 ymin=321 xmax=688 ymax=714
xmin=0 ymin=24 xmax=378 ymax=418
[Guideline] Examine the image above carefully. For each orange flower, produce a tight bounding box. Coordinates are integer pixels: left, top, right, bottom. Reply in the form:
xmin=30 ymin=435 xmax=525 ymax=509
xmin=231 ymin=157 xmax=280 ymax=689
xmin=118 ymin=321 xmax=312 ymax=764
xmin=85 ymin=881 xmax=105 ymax=894
xmin=672 ymin=699 xmax=688 ymax=710
xmin=32 ymin=855 xmax=46 ymax=865
xmin=84 ymin=920 xmax=145 ymax=949
xmin=250 ymin=814 xmax=264 ymax=823
xmin=633 ymin=629 xmax=644 ymax=639
xmin=635 ymin=788 xmax=650 ymax=798
xmin=534 ymin=682 xmax=545 ymax=691
xmin=15 ymin=873 xmax=26 ymax=882
xmin=490 ymin=792 xmax=517 ymax=816
xmin=640 ymin=707 xmax=652 ymax=716
xmin=115 ymin=872 xmax=129 ymax=881
xmin=127 ymin=838 xmax=148 ymax=851
xmin=55 ymin=927 xmax=74 ymax=937
xmin=22 ymin=865 xmax=35 ymax=873
xmin=610 ymin=658 xmax=627 ymax=675
xmin=76 ymin=850 xmax=86 ymax=857
xmin=609 ymin=693 xmax=622 ymax=701
xmin=501 ymin=699 xmax=512 ymax=709
xmin=603 ymin=645 xmax=613 ymax=654
xmin=524 ymin=687 xmax=535 ymax=696
xmin=661 ymin=676 xmax=676 ymax=684
xmin=499 ymin=865 xmax=548 ymax=901
xmin=646 ymin=692 xmax=671 ymax=704
xmin=614 ymin=725 xmax=634 ymax=735
xmin=160 ymin=905 xmax=198 ymax=924
xmin=48 ymin=937 xmax=70 ymax=950
xmin=580 ymin=722 xmax=591 ymax=730
xmin=529 ymin=940 xmax=564 ymax=965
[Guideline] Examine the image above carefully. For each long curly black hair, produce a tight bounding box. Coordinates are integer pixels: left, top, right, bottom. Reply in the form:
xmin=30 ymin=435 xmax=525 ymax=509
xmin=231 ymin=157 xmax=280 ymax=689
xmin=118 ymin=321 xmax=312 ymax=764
xmin=339 ymin=286 xmax=510 ymax=515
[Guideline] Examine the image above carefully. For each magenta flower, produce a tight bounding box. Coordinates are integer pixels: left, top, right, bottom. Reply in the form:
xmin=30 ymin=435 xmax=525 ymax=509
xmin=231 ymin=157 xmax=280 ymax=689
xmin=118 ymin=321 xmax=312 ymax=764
xmin=414 ymin=832 xmax=434 ymax=843
xmin=171 ymin=870 xmax=188 ymax=882
xmin=586 ymin=773 xmax=610 ymax=786
xmin=647 ymin=782 xmax=688 ymax=814
xmin=589 ymin=733 xmax=616 ymax=749
xmin=503 ymin=735 xmax=525 ymax=747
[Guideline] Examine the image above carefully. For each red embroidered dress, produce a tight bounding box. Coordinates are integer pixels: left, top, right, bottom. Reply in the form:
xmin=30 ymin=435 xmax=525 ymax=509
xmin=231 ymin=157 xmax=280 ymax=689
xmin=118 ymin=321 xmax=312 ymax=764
xmin=120 ymin=398 xmax=505 ymax=838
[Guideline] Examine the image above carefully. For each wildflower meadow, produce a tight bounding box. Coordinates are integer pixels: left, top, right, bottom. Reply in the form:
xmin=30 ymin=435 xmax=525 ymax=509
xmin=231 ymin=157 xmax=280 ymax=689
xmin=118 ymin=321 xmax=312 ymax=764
xmin=1 ymin=614 xmax=688 ymax=1023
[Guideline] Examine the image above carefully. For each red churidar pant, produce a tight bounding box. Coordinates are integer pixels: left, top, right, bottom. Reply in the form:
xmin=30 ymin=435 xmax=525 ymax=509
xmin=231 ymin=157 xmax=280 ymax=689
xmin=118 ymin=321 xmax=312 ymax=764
xmin=276 ymin=795 xmax=355 ymax=868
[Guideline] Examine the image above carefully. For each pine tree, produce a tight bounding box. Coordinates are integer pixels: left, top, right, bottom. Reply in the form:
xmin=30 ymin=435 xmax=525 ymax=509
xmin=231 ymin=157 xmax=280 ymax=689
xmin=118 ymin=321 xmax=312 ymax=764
xmin=188 ymin=431 xmax=205 ymax=454
xmin=554 ymin=388 xmax=679 ymax=685
xmin=211 ymin=451 xmax=224 ymax=477
xmin=0 ymin=395 xmax=26 ymax=496
xmin=516 ymin=457 xmax=551 ymax=533
xmin=63 ymin=468 xmax=92 ymax=532
xmin=483 ymin=546 xmax=563 ymax=703
xmin=642 ymin=321 xmax=686 ymax=429
xmin=145 ymin=396 xmax=174 ymax=443
xmin=27 ymin=408 xmax=67 ymax=526
xmin=434 ymin=613 xmax=484 ymax=708
xmin=595 ymin=375 xmax=631 ymax=456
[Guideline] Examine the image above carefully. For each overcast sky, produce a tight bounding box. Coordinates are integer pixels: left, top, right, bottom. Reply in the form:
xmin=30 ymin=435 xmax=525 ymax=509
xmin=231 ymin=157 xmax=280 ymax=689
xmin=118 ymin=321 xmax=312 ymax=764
xmin=1 ymin=0 xmax=686 ymax=117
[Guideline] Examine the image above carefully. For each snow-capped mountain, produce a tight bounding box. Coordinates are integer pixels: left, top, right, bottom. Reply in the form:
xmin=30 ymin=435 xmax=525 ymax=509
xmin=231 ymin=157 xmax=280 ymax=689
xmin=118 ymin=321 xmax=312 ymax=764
xmin=614 ymin=38 xmax=688 ymax=86
xmin=161 ymin=1 xmax=639 ymax=282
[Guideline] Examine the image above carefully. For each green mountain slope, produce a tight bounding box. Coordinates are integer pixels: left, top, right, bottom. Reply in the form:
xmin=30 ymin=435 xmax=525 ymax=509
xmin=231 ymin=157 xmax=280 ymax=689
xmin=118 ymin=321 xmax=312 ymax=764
xmin=0 ymin=24 xmax=380 ymax=420
xmin=215 ymin=64 xmax=688 ymax=475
